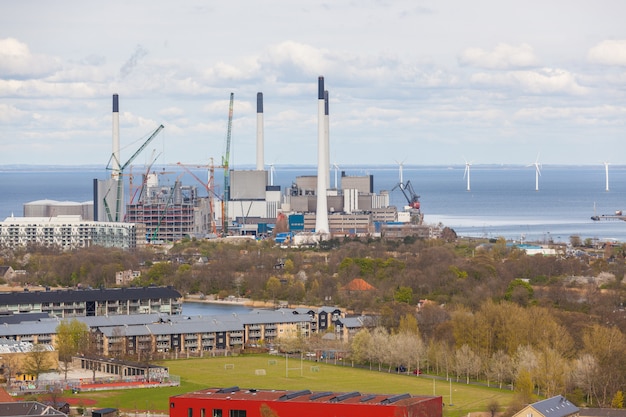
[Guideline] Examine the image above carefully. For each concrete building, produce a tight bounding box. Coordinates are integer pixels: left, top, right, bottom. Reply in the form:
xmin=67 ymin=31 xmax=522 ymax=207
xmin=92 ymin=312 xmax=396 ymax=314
xmin=23 ymin=200 xmax=93 ymax=220
xmin=0 ymin=215 xmax=137 ymax=250
xmin=170 ymin=387 xmax=442 ymax=417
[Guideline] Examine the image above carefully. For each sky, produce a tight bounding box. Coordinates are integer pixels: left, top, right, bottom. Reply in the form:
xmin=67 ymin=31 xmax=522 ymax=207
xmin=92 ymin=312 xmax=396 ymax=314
xmin=2 ymin=0 xmax=626 ymax=168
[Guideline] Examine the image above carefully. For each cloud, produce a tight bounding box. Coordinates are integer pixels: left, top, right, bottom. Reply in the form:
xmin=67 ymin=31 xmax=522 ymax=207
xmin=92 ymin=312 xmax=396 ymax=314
xmin=588 ymin=40 xmax=626 ymax=66
xmin=0 ymin=38 xmax=61 ymax=79
xmin=459 ymin=43 xmax=540 ymax=69
xmin=470 ymin=68 xmax=587 ymax=95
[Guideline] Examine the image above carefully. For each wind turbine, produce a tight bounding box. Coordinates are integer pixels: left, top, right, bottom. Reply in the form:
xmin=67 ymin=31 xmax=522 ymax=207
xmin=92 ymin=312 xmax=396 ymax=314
xmin=333 ymin=162 xmax=340 ymax=189
xmin=463 ymin=159 xmax=472 ymax=191
xmin=529 ymin=154 xmax=541 ymax=191
xmin=603 ymin=161 xmax=610 ymax=192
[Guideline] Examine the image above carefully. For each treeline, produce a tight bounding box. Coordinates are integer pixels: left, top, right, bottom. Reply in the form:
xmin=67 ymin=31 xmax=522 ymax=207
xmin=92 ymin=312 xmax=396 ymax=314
xmin=278 ymin=301 xmax=626 ymax=409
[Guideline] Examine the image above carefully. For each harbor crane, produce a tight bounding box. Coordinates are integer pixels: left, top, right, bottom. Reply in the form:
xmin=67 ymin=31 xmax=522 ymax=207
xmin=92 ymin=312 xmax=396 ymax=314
xmin=392 ymin=180 xmax=423 ymax=224
xmin=106 ymin=124 xmax=165 ymax=222
xmin=222 ymin=93 xmax=234 ymax=235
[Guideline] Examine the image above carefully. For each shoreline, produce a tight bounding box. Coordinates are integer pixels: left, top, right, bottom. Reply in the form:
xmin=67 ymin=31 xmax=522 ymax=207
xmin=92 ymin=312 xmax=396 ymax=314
xmin=183 ymin=294 xmax=276 ymax=308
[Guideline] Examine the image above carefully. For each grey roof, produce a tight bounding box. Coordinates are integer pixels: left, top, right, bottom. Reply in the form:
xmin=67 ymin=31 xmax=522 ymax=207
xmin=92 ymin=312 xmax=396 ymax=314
xmin=0 ymin=402 xmax=67 ymax=417
xmin=0 ymin=308 xmax=324 ymax=339
xmin=0 ymin=286 xmax=181 ymax=304
xmin=336 ymin=316 xmax=370 ymax=329
xmin=531 ymin=396 xmax=579 ymax=417
xmin=0 ymin=313 xmax=50 ymax=325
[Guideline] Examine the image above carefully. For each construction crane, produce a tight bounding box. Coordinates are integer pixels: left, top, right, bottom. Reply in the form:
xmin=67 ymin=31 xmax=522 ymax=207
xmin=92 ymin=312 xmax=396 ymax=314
xmin=176 ymin=161 xmax=221 ymax=236
xmin=129 ymin=149 xmax=161 ymax=207
xmin=106 ymin=124 xmax=165 ymax=222
xmin=222 ymin=93 xmax=234 ymax=235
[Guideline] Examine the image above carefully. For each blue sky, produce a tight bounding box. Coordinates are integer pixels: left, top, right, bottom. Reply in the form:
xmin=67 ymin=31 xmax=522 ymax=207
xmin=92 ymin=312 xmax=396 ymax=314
xmin=1 ymin=0 xmax=626 ymax=167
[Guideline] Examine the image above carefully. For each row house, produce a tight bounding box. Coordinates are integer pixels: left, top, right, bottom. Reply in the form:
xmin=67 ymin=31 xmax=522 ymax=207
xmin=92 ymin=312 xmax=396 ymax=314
xmin=0 ymin=287 xmax=182 ymax=318
xmin=283 ymin=307 xmax=343 ymax=333
xmin=95 ymin=311 xmax=314 ymax=357
xmin=0 ymin=308 xmax=368 ymax=359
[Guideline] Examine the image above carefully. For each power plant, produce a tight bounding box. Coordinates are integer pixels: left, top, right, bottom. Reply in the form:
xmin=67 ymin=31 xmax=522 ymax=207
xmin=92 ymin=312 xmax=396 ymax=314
xmin=1 ymin=77 xmax=437 ymax=250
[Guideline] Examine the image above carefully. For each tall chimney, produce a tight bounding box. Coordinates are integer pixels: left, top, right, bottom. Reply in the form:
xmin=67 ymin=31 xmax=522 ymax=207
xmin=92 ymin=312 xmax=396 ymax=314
xmin=256 ymin=92 xmax=264 ymax=171
xmin=315 ymin=77 xmax=329 ymax=235
xmin=324 ymin=90 xmax=330 ymax=190
xmin=112 ymin=94 xmax=121 ymax=181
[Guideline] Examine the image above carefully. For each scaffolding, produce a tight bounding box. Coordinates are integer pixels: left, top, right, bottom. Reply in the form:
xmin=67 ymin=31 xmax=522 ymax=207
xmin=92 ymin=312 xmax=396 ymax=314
xmin=125 ymin=178 xmax=207 ymax=243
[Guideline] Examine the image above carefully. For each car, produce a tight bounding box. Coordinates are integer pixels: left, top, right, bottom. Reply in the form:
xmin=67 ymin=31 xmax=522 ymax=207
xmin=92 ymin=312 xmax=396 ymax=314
xmin=412 ymin=369 xmax=422 ymax=375
xmin=395 ymin=366 xmax=407 ymax=373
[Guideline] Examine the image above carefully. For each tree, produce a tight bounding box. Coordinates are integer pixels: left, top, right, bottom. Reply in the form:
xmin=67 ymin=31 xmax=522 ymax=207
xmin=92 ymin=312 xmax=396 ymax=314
xmin=394 ymin=286 xmax=413 ymax=304
xmin=582 ymin=324 xmax=626 ymax=407
xmin=571 ymin=353 xmax=598 ymax=405
xmin=612 ymin=391 xmax=624 ymax=409
xmin=455 ymin=344 xmax=481 ymax=384
xmin=349 ymin=329 xmax=372 ymax=367
xmin=487 ymin=400 xmax=500 ymax=417
xmin=55 ymin=319 xmax=89 ymax=380
xmin=514 ymin=369 xmax=535 ymax=405
xmin=1 ymin=355 xmax=20 ymax=386
xmin=265 ymin=276 xmax=281 ymax=301
xmin=486 ymin=350 xmax=512 ymax=389
xmin=369 ymin=327 xmax=390 ymax=371
xmin=22 ymin=344 xmax=53 ymax=380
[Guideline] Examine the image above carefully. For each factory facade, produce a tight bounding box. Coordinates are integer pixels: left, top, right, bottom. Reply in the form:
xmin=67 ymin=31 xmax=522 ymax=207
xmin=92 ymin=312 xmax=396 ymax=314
xmin=170 ymin=387 xmax=443 ymax=417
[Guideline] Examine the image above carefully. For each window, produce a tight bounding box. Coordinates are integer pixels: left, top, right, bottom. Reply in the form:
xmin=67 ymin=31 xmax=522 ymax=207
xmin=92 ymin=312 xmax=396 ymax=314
xmin=213 ymin=409 xmax=222 ymax=417
xmin=229 ymin=411 xmax=246 ymax=417
xmin=188 ymin=408 xmax=193 ymax=417
xmin=170 ymin=403 xmax=175 ymax=408
xmin=201 ymin=409 xmax=205 ymax=417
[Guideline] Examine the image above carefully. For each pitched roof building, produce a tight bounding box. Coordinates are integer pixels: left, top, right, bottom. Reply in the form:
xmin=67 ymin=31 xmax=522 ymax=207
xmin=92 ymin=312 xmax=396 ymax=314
xmin=513 ymin=396 xmax=580 ymax=417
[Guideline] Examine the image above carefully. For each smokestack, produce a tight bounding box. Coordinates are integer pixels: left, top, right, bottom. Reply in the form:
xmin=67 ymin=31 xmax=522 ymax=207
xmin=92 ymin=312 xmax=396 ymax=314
xmin=315 ymin=76 xmax=330 ymax=235
xmin=324 ymin=90 xmax=330 ymax=190
xmin=112 ymin=94 xmax=121 ymax=181
xmin=256 ymin=92 xmax=264 ymax=171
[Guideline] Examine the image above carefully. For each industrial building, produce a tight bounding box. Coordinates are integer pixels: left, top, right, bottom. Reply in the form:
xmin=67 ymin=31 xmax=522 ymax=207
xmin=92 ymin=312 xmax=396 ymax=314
xmin=169 ymin=387 xmax=443 ymax=417
xmin=4 ymin=80 xmax=433 ymax=249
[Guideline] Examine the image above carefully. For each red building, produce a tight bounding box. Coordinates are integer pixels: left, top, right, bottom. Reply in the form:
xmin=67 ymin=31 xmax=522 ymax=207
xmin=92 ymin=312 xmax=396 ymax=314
xmin=170 ymin=386 xmax=442 ymax=417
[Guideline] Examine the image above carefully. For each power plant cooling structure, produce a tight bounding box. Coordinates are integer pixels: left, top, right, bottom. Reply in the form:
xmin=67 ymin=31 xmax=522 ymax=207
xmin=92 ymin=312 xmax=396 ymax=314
xmin=112 ymin=94 xmax=121 ymax=181
xmin=315 ymin=76 xmax=330 ymax=235
xmin=256 ymin=92 xmax=264 ymax=171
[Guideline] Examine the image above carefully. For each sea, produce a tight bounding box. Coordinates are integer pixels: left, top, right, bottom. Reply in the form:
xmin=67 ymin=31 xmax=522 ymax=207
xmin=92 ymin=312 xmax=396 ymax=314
xmin=1 ymin=164 xmax=626 ymax=244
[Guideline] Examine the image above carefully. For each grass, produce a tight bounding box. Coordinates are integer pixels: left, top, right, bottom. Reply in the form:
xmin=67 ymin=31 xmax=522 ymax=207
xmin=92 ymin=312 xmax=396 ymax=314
xmin=73 ymin=355 xmax=514 ymax=417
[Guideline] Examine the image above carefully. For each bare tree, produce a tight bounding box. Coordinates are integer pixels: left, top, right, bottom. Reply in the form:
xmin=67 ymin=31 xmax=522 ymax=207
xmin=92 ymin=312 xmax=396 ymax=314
xmin=486 ymin=350 xmax=512 ymax=389
xmin=2 ymin=355 xmax=20 ymax=387
xmin=571 ymin=353 xmax=598 ymax=405
xmin=455 ymin=344 xmax=481 ymax=384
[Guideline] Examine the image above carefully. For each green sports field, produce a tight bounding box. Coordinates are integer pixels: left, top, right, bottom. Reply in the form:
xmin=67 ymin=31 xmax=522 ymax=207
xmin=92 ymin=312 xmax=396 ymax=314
xmin=79 ymin=355 xmax=514 ymax=417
